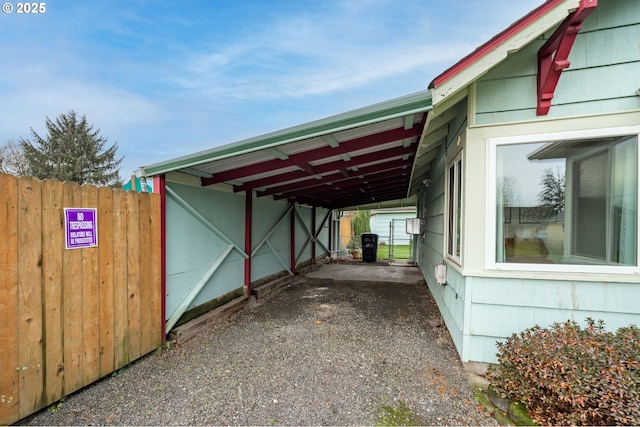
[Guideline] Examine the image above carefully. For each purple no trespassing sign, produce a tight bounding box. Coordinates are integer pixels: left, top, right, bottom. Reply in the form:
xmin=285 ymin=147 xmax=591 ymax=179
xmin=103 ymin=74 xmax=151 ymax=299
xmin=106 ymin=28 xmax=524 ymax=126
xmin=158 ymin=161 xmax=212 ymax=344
xmin=64 ymin=208 xmax=98 ymax=250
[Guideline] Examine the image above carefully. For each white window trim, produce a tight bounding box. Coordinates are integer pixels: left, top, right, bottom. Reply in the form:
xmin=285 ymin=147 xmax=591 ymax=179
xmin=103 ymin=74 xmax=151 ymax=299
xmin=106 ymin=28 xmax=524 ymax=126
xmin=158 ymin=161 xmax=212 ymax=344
xmin=446 ymin=151 xmax=463 ymax=265
xmin=485 ymin=125 xmax=640 ymax=275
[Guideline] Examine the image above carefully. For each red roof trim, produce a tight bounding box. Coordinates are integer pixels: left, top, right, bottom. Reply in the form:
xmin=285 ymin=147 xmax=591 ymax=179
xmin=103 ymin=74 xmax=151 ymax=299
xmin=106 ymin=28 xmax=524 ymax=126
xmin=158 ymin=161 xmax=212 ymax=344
xmin=429 ymin=0 xmax=566 ymax=89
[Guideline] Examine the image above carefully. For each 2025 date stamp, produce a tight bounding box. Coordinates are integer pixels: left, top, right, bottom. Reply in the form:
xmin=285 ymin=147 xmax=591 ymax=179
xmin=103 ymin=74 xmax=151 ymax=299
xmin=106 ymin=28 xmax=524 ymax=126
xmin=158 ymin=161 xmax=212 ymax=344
xmin=2 ymin=2 xmax=46 ymax=14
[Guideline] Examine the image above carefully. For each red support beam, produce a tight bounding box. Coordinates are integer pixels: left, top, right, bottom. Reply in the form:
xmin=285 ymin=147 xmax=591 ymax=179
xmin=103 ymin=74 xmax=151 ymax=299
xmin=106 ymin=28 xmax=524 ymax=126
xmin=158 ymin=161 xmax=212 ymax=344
xmin=537 ymin=0 xmax=597 ymax=115
xmin=153 ymin=174 xmax=167 ymax=342
xmin=260 ymin=159 xmax=412 ymax=198
xmin=201 ymin=126 xmax=421 ymax=186
xmin=284 ymin=179 xmax=411 ymax=207
xmin=327 ymin=210 xmax=333 ymax=259
xmin=270 ymin=169 xmax=410 ymax=203
xmin=323 ymin=187 xmax=410 ymax=209
xmin=232 ymin=145 xmax=416 ymax=193
xmin=290 ymin=204 xmax=296 ymax=275
xmin=298 ymin=162 xmax=316 ymax=176
xmin=244 ymin=190 xmax=253 ymax=296
xmin=311 ymin=206 xmax=316 ymax=264
xmin=286 ymin=172 xmax=410 ymax=200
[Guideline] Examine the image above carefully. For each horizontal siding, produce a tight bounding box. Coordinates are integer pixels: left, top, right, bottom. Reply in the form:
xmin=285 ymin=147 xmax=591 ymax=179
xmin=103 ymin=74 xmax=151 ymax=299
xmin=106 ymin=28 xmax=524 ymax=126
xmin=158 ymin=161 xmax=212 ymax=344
xmin=577 ymin=25 xmax=640 ymax=68
xmin=471 ymin=278 xmax=639 ymax=313
xmin=466 ymin=276 xmax=640 ymax=363
xmin=582 ymin=0 xmax=640 ymax=30
xmin=417 ymin=140 xmax=468 ymax=357
xmin=476 ymin=0 xmax=640 ymax=124
xmin=441 ymin=268 xmax=466 ymax=332
xmin=555 ymin=62 xmax=640 ymax=105
xmin=370 ymin=212 xmax=416 ymax=245
xmin=466 ymin=335 xmax=504 ymax=365
xmin=477 ymin=96 xmax=640 ymax=123
xmin=476 ymin=74 xmax=536 ymax=113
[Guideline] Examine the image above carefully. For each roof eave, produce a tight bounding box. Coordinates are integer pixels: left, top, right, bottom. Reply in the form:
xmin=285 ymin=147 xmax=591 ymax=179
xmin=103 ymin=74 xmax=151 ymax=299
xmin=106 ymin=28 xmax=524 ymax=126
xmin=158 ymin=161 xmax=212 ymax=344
xmin=406 ymin=0 xmax=582 ymax=199
xmin=143 ymin=90 xmax=433 ymax=177
xmin=428 ymin=0 xmax=580 ymax=107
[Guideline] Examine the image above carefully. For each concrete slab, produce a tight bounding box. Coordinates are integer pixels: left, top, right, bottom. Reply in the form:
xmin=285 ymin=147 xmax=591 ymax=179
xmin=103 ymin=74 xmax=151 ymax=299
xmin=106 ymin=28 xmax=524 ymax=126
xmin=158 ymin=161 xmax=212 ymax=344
xmin=305 ymin=262 xmax=425 ymax=285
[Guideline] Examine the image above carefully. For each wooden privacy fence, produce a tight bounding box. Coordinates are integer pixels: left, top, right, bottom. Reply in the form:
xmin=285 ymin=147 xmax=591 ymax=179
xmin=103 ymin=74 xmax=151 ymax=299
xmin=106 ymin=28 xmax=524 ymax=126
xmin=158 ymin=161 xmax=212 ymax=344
xmin=0 ymin=173 xmax=163 ymax=425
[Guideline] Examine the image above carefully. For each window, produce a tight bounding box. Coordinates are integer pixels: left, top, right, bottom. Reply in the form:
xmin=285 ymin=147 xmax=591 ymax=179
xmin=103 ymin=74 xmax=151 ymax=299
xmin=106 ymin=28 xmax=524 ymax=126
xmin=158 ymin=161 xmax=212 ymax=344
xmin=448 ymin=152 xmax=463 ymax=262
xmin=492 ymin=131 xmax=638 ymax=267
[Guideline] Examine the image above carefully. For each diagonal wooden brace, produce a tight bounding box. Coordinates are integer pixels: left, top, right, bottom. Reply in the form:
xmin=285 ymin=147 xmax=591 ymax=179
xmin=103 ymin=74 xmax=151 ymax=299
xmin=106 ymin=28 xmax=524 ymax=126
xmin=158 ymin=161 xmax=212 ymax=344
xmin=537 ymin=0 xmax=597 ymax=115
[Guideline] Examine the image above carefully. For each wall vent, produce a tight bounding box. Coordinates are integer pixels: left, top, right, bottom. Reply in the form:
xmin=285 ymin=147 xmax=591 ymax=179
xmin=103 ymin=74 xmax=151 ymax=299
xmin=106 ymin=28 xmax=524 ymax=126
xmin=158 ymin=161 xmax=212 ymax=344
xmin=434 ymin=264 xmax=447 ymax=285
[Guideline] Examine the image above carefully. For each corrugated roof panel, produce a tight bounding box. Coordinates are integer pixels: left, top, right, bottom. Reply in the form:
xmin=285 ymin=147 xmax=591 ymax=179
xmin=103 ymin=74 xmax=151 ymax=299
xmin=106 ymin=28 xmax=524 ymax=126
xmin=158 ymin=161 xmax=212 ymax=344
xmin=258 ymin=174 xmax=329 ymax=191
xmin=333 ymin=116 xmax=408 ymax=142
xmin=308 ymin=154 xmax=350 ymax=167
xmin=226 ymin=165 xmax=303 ymax=184
xmin=351 ymin=157 xmax=408 ymax=170
xmin=277 ymin=136 xmax=328 ymax=156
xmin=195 ymin=150 xmax=274 ymax=174
xmin=345 ymin=140 xmax=408 ymax=158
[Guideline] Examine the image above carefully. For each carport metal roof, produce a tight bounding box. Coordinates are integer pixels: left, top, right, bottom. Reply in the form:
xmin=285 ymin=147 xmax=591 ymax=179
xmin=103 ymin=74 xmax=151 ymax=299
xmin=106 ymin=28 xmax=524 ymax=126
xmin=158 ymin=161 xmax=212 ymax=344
xmin=143 ymin=91 xmax=432 ymax=211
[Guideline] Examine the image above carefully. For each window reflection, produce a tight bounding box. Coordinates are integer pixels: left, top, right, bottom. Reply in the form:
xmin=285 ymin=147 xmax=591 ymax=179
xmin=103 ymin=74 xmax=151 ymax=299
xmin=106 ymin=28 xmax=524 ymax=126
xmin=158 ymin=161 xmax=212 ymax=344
xmin=496 ymin=135 xmax=637 ymax=266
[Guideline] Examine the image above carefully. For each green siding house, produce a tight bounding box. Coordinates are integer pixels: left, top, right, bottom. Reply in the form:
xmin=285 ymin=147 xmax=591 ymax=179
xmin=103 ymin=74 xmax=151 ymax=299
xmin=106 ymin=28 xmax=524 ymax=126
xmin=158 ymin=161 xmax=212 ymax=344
xmin=411 ymin=0 xmax=640 ymax=364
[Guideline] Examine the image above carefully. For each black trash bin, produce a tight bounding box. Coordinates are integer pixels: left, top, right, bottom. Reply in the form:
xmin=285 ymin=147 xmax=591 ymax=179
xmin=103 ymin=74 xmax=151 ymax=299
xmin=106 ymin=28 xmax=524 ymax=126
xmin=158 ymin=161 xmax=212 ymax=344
xmin=361 ymin=233 xmax=378 ymax=263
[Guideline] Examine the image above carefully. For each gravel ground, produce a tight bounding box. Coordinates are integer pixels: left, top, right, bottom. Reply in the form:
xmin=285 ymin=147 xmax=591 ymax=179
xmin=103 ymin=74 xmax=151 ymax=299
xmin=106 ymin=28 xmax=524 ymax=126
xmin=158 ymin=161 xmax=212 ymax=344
xmin=20 ymin=275 xmax=496 ymax=426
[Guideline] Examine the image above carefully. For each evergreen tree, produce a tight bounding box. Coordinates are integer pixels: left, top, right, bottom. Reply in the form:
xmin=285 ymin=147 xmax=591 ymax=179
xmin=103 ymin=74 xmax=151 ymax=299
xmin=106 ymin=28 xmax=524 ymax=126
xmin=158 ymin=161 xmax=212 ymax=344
xmin=20 ymin=111 xmax=123 ymax=185
xmin=352 ymin=210 xmax=371 ymax=237
xmin=538 ymin=167 xmax=565 ymax=213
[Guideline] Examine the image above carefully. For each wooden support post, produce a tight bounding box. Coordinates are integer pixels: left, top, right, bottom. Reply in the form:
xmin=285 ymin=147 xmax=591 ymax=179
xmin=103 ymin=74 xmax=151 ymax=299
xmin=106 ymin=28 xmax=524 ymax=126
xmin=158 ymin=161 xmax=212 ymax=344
xmin=311 ymin=206 xmax=316 ymax=265
xmin=290 ymin=204 xmax=296 ymax=275
xmin=244 ymin=190 xmax=252 ymax=296
xmin=328 ymin=210 xmax=333 ymax=258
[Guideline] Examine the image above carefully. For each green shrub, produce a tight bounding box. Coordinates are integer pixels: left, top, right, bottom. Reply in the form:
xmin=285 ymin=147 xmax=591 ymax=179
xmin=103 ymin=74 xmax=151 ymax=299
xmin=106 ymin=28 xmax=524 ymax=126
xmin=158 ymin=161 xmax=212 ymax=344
xmin=487 ymin=319 xmax=640 ymax=426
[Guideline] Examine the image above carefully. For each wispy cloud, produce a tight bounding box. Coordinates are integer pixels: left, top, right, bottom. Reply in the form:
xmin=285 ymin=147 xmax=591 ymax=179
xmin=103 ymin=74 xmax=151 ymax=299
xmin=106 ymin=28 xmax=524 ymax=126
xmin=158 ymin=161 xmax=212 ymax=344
xmin=170 ymin=2 xmax=462 ymax=100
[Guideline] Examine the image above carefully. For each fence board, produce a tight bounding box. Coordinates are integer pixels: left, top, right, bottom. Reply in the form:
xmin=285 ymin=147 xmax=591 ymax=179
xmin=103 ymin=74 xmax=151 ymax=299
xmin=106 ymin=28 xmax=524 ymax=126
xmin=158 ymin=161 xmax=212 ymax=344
xmin=113 ymin=189 xmax=129 ymax=369
xmin=149 ymin=193 xmax=163 ymax=349
xmin=62 ymin=182 xmax=84 ymax=395
xmin=126 ymin=191 xmax=142 ymax=361
xmin=81 ymin=185 xmax=101 ymax=385
xmin=41 ymin=179 xmax=64 ymax=405
xmin=0 ymin=174 xmax=162 ymax=425
xmin=0 ymin=174 xmax=19 ymax=425
xmin=17 ymin=176 xmax=44 ymax=419
xmin=98 ymin=187 xmax=115 ymax=377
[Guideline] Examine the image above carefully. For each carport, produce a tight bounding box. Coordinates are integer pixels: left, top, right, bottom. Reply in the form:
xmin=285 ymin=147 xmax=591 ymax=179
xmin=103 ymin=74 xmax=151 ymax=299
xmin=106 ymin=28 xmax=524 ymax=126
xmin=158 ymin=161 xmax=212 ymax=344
xmin=142 ymin=90 xmax=434 ymax=336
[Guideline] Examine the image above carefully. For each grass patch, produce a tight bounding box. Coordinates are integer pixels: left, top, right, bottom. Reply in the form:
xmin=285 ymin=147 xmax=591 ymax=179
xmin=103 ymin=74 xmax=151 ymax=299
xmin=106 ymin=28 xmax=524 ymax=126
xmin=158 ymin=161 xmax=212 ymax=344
xmin=377 ymin=244 xmax=412 ymax=260
xmin=374 ymin=400 xmax=423 ymax=426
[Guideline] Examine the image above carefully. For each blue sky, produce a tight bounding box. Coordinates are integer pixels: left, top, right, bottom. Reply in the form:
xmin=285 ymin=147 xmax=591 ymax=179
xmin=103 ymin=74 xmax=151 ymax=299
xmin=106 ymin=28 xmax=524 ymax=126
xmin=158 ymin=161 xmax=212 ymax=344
xmin=0 ymin=0 xmax=543 ymax=179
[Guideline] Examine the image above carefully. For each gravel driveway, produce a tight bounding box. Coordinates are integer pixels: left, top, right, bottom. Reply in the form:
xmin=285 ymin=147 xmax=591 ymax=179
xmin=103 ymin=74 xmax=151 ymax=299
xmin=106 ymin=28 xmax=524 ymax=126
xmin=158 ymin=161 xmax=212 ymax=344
xmin=20 ymin=273 xmax=496 ymax=426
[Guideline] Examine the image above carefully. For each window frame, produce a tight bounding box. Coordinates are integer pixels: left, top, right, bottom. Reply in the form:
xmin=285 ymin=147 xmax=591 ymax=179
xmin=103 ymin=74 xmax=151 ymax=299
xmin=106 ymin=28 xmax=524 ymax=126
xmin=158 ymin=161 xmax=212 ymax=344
xmin=486 ymin=125 xmax=640 ymax=274
xmin=447 ymin=151 xmax=463 ymax=265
